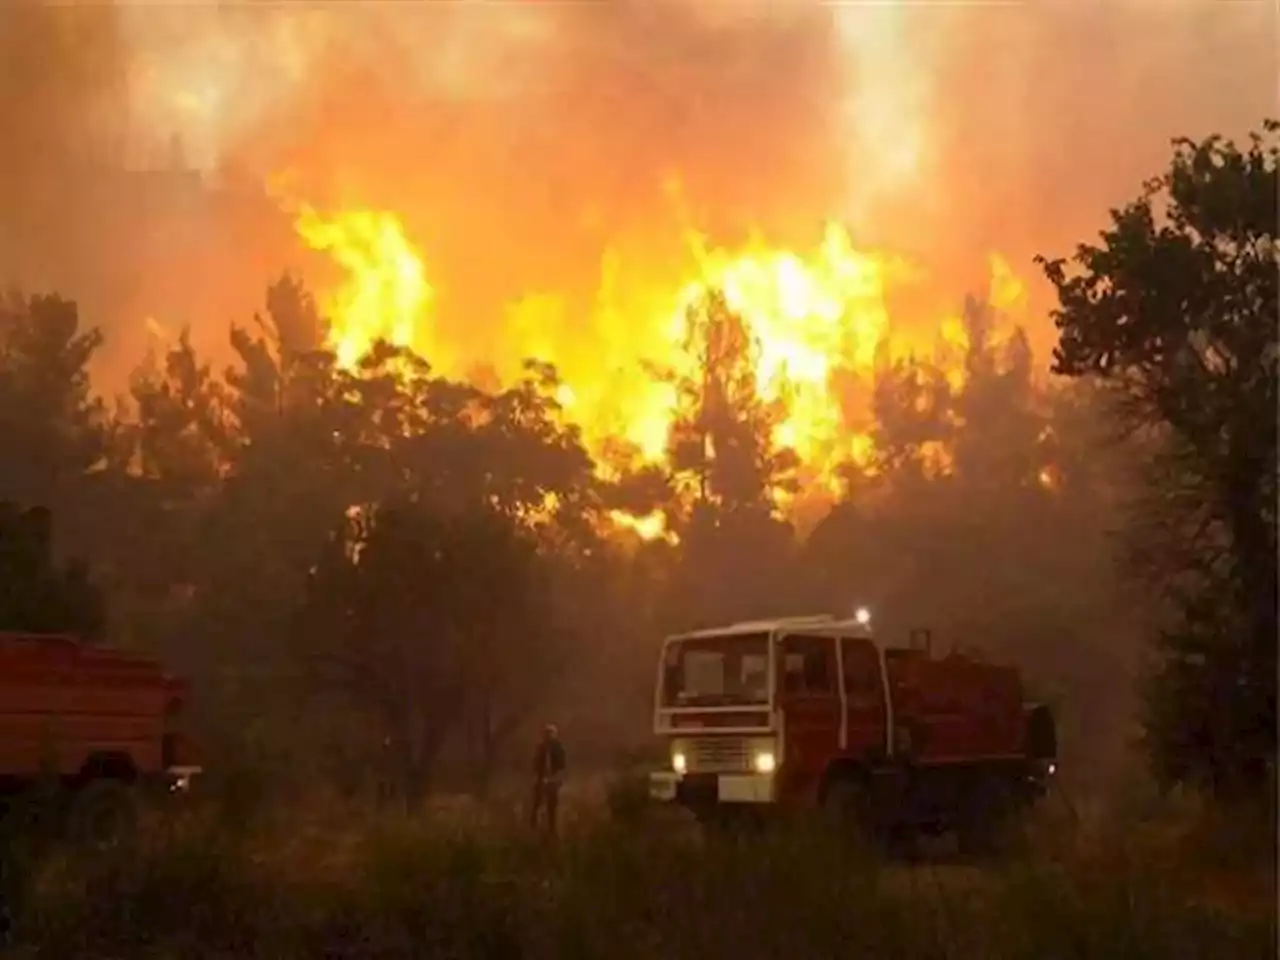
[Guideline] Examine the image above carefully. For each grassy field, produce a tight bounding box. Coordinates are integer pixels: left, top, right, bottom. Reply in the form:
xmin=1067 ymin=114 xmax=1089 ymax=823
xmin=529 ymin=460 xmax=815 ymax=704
xmin=3 ymin=776 xmax=1275 ymax=960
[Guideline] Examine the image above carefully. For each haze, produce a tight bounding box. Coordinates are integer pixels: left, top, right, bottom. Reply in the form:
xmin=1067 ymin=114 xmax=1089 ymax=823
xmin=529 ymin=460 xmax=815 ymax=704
xmin=0 ymin=0 xmax=1272 ymax=386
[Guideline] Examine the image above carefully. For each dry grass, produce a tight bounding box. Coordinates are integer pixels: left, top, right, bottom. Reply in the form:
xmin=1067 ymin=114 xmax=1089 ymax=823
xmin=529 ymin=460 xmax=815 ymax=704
xmin=3 ymin=776 xmax=1274 ymax=960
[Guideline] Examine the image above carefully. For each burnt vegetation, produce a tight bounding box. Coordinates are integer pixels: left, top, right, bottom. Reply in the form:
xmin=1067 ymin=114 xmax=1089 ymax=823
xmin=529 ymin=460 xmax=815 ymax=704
xmin=0 ymin=123 xmax=1276 ymax=955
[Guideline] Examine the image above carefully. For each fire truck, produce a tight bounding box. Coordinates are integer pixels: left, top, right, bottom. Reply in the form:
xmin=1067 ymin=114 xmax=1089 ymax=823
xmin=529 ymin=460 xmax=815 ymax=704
xmin=0 ymin=632 xmax=202 ymax=846
xmin=648 ymin=613 xmax=1057 ymax=848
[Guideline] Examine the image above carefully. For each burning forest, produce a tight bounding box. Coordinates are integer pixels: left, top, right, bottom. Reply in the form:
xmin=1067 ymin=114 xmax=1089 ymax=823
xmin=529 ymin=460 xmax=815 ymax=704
xmin=0 ymin=2 xmax=1274 ymax=923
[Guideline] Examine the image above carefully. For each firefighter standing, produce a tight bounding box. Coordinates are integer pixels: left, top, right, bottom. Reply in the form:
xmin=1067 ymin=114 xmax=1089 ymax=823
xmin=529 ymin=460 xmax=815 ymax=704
xmin=530 ymin=724 xmax=566 ymax=836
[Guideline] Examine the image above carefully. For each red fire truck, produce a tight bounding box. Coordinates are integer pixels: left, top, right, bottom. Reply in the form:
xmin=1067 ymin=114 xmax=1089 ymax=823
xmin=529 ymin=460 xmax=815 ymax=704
xmin=0 ymin=632 xmax=202 ymax=846
xmin=648 ymin=613 xmax=1057 ymax=848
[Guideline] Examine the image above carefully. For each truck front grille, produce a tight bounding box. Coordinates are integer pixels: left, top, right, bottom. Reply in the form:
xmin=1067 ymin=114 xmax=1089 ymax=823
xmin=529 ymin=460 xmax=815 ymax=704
xmin=687 ymin=736 xmax=750 ymax=773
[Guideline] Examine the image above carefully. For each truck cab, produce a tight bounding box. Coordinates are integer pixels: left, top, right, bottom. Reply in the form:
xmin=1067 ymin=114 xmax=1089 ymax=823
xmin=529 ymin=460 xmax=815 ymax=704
xmin=648 ymin=613 xmax=886 ymax=813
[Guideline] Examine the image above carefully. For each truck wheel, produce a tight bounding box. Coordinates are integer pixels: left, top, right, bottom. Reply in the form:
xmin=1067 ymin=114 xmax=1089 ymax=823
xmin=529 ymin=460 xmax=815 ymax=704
xmin=67 ymin=780 xmax=138 ymax=851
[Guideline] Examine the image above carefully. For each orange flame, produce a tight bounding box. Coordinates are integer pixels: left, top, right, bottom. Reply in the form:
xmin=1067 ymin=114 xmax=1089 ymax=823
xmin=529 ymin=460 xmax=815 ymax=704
xmin=292 ymin=205 xmax=1033 ymax=537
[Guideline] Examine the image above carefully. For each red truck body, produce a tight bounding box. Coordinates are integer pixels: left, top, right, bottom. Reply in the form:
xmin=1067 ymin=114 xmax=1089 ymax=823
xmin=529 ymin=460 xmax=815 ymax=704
xmin=648 ymin=615 xmax=1056 ymax=839
xmin=0 ymin=632 xmax=199 ymax=789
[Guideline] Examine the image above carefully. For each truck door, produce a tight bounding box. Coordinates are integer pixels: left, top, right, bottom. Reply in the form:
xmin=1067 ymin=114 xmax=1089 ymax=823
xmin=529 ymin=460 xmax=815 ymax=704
xmin=840 ymin=636 xmax=888 ymax=763
xmin=777 ymin=633 xmax=839 ymax=798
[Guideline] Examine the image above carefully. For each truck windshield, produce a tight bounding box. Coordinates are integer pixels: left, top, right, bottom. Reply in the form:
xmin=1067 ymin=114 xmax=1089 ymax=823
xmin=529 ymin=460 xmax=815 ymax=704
xmin=660 ymin=632 xmax=770 ymax=707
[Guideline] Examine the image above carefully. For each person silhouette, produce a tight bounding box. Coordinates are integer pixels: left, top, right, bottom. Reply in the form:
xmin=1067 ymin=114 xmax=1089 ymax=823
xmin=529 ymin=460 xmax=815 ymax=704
xmin=529 ymin=723 xmax=566 ymax=836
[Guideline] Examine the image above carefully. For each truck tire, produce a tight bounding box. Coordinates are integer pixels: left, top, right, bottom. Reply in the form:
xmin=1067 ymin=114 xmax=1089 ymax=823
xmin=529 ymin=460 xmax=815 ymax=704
xmin=66 ymin=780 xmax=138 ymax=851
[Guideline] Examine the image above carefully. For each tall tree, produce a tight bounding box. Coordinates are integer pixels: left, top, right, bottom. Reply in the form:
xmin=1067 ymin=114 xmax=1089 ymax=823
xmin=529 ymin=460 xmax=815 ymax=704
xmin=196 ymin=281 xmax=599 ymax=786
xmin=180 ymin=285 xmax=358 ymax=772
xmin=661 ymin=290 xmax=800 ymax=625
xmin=295 ymin=501 xmax=561 ymax=802
xmin=0 ymin=292 xmax=115 ymax=586
xmin=950 ymin=297 xmax=1045 ymax=495
xmin=1039 ymin=121 xmax=1278 ymax=797
xmin=0 ymin=503 xmax=104 ymax=639
xmin=0 ymin=293 xmax=106 ymax=507
xmin=390 ymin=359 xmax=599 ymax=544
xmin=92 ymin=331 xmax=231 ymax=653
xmin=867 ymin=348 xmax=954 ymax=485
xmin=667 ymin=290 xmax=797 ymax=513
xmin=128 ymin=329 xmax=230 ymax=495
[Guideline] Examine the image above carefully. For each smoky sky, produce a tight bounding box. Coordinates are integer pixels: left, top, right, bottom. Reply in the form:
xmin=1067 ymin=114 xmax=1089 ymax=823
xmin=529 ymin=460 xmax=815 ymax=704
xmin=0 ymin=0 xmax=1275 ymax=385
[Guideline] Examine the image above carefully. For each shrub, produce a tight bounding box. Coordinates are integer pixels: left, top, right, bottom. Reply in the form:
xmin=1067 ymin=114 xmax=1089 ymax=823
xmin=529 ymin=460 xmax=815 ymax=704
xmin=6 ymin=792 xmax=1274 ymax=959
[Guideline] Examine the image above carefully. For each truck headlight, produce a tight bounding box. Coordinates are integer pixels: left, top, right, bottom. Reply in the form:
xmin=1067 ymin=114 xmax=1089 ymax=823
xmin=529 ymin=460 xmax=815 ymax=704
xmin=753 ymin=751 xmax=776 ymax=774
xmin=671 ymin=751 xmax=687 ymax=774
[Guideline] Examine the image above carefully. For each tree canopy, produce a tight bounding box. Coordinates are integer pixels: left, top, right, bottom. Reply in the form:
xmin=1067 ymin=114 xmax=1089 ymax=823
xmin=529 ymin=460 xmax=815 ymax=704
xmin=0 ymin=502 xmax=104 ymax=639
xmin=1040 ymin=120 xmax=1278 ymax=796
xmin=295 ymin=500 xmax=564 ymax=800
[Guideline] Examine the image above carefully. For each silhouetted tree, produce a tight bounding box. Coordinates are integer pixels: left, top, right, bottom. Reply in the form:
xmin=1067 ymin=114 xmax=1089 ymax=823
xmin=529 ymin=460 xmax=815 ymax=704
xmin=82 ymin=330 xmax=233 ymax=654
xmin=867 ymin=348 xmax=954 ymax=485
xmin=392 ymin=359 xmax=599 ymax=544
xmin=128 ymin=329 xmax=230 ymax=494
xmin=0 ymin=503 xmax=104 ymax=639
xmin=667 ymin=290 xmax=797 ymax=511
xmin=660 ymin=290 xmax=800 ymax=625
xmin=0 ymin=293 xmax=107 ymax=507
xmin=164 ymin=279 xmax=602 ymax=786
xmin=1040 ymin=121 xmax=1278 ymax=798
xmin=296 ymin=501 xmax=561 ymax=802
xmin=951 ymin=298 xmax=1044 ymax=493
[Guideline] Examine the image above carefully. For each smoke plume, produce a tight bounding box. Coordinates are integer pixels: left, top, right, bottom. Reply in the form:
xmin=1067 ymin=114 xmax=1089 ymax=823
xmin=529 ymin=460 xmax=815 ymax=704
xmin=0 ymin=0 xmax=1274 ymax=382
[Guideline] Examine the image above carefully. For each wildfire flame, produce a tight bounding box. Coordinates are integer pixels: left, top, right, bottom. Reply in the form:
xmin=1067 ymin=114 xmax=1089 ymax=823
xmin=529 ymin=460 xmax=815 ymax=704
xmin=667 ymin=222 xmax=905 ymax=493
xmin=609 ymin=509 xmax=671 ymax=543
xmin=295 ymin=204 xmax=433 ymax=369
xmin=292 ymin=204 xmax=1032 ymax=538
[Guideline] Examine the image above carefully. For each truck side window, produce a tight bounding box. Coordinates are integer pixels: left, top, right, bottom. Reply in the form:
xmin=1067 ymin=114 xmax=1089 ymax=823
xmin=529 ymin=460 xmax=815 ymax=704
xmin=780 ymin=635 xmax=834 ymax=695
xmin=841 ymin=637 xmax=881 ymax=708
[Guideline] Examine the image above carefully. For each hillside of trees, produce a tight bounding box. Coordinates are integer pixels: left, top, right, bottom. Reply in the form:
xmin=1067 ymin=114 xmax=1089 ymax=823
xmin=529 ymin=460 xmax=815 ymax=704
xmin=0 ymin=124 xmax=1273 ymax=807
